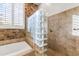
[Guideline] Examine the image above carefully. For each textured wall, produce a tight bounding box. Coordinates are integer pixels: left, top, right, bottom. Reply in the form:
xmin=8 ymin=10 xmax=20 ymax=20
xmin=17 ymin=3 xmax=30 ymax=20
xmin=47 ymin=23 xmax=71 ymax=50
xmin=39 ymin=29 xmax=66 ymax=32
xmin=48 ymin=6 xmax=79 ymax=55
xmin=0 ymin=29 xmax=25 ymax=41
xmin=25 ymin=3 xmax=38 ymax=17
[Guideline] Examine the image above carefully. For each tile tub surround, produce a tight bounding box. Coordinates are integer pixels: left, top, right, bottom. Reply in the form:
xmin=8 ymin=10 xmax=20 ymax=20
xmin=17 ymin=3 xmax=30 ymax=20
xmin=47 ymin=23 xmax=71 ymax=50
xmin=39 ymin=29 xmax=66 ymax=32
xmin=48 ymin=6 xmax=79 ymax=55
xmin=0 ymin=29 xmax=26 ymax=41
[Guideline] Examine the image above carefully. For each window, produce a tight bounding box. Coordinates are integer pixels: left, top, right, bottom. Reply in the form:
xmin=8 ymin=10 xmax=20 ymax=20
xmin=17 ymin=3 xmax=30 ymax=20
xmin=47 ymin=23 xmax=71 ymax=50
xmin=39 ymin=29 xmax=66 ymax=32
xmin=0 ymin=3 xmax=12 ymax=25
xmin=13 ymin=3 xmax=24 ymax=27
xmin=0 ymin=3 xmax=25 ymax=29
xmin=72 ymin=15 xmax=79 ymax=36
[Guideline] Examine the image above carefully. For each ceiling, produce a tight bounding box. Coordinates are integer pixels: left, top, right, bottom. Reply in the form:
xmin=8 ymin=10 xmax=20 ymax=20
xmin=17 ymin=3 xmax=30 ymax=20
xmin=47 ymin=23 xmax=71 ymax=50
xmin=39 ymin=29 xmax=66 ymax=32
xmin=39 ymin=3 xmax=79 ymax=17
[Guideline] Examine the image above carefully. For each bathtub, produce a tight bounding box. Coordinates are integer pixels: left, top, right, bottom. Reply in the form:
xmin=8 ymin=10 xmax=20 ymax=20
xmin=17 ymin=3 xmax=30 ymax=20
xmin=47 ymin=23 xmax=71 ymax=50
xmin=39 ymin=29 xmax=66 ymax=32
xmin=0 ymin=41 xmax=32 ymax=56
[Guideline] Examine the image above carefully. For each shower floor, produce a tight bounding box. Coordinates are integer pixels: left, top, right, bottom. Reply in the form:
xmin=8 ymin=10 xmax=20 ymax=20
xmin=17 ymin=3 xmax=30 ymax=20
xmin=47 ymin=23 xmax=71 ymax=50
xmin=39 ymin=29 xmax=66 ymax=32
xmin=47 ymin=48 xmax=65 ymax=56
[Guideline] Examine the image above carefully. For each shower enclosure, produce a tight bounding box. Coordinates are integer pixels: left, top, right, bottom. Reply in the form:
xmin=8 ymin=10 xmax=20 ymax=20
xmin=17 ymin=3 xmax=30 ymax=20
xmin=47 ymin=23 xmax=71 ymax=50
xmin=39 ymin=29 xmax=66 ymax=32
xmin=27 ymin=9 xmax=48 ymax=56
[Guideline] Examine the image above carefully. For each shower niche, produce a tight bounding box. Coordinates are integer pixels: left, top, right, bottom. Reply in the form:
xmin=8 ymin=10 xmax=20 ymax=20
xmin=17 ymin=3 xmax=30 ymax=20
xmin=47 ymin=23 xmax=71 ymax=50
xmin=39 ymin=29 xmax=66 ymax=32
xmin=27 ymin=10 xmax=48 ymax=56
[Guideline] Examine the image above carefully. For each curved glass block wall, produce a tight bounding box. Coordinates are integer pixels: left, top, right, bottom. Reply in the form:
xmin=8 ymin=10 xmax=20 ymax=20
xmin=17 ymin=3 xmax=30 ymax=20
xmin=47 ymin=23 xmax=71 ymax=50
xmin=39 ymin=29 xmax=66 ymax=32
xmin=27 ymin=10 xmax=48 ymax=56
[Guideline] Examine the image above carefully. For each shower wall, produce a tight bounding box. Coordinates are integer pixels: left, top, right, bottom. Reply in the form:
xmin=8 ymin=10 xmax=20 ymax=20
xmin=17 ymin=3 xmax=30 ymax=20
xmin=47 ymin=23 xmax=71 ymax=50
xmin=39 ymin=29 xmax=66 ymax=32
xmin=48 ymin=6 xmax=79 ymax=55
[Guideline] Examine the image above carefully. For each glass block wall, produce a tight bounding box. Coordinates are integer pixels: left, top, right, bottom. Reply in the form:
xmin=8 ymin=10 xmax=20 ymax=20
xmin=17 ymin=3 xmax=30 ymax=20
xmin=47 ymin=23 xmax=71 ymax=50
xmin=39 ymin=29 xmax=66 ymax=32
xmin=27 ymin=10 xmax=48 ymax=55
